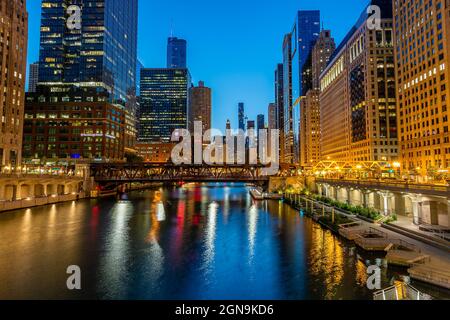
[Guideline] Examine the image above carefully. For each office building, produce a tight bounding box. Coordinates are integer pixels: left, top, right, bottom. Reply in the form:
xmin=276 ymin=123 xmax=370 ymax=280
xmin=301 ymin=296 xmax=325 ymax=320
xmin=189 ymin=81 xmax=212 ymax=133
xmin=268 ymin=103 xmax=277 ymax=130
xmin=275 ymin=64 xmax=285 ymax=162
xmin=282 ymin=33 xmax=294 ymax=163
xmin=23 ymin=0 xmax=138 ymax=163
xmin=28 ymin=62 xmax=39 ymax=93
xmin=0 ymin=0 xmax=28 ymax=169
xmin=139 ymin=68 xmax=191 ymax=143
xmin=257 ymin=114 xmax=265 ymax=132
xmin=238 ymin=103 xmax=245 ymax=132
xmin=320 ymin=0 xmax=397 ymax=163
xmin=394 ymin=0 xmax=450 ymax=178
xmin=23 ymin=89 xmax=125 ymax=161
xmin=37 ymin=0 xmax=138 ymax=104
xmin=300 ymin=30 xmax=335 ymax=167
xmin=167 ymin=37 xmax=187 ymax=68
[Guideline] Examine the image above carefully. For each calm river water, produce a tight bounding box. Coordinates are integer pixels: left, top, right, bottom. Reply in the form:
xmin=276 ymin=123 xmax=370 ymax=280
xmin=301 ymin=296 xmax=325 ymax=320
xmin=0 ymin=183 xmax=448 ymax=300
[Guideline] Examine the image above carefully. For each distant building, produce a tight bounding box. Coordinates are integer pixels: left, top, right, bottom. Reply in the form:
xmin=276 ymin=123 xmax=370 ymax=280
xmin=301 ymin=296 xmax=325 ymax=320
xmin=247 ymin=120 xmax=255 ymax=131
xmin=238 ymin=103 xmax=245 ymax=132
xmin=136 ymin=142 xmax=176 ymax=163
xmin=167 ymin=37 xmax=187 ymax=68
xmin=139 ymin=68 xmax=191 ymax=143
xmin=282 ymin=33 xmax=293 ymax=163
xmin=136 ymin=59 xmax=144 ymax=97
xmin=189 ymin=81 xmax=212 ymax=133
xmin=0 ymin=0 xmax=28 ymax=168
xmin=257 ymin=114 xmax=265 ymax=132
xmin=275 ymin=64 xmax=285 ymax=161
xmin=291 ymin=10 xmax=321 ymax=164
xmin=28 ymin=62 xmax=39 ymax=93
xmin=268 ymin=103 xmax=277 ymax=131
xmin=226 ymin=119 xmax=231 ymax=131
xmin=300 ymin=30 xmax=335 ymax=167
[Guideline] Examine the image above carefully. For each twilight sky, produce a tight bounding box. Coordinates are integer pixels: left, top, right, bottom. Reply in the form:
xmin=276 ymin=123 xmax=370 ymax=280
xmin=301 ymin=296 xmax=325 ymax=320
xmin=26 ymin=0 xmax=368 ymax=131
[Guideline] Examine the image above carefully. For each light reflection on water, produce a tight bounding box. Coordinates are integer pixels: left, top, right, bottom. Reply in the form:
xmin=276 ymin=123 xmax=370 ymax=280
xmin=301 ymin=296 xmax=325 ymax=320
xmin=0 ymin=183 xmax=449 ymax=300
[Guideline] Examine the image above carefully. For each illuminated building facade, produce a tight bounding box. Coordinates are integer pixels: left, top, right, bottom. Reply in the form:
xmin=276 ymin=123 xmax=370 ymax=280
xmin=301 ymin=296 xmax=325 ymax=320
xmin=139 ymin=68 xmax=191 ymax=143
xmin=189 ymin=81 xmax=212 ymax=133
xmin=23 ymin=0 xmax=138 ymax=163
xmin=28 ymin=62 xmax=39 ymax=93
xmin=23 ymin=89 xmax=125 ymax=162
xmin=275 ymin=64 xmax=285 ymax=161
xmin=394 ymin=0 xmax=450 ymax=178
xmin=136 ymin=142 xmax=176 ymax=163
xmin=300 ymin=30 xmax=335 ymax=167
xmin=0 ymin=0 xmax=28 ymax=169
xmin=282 ymin=33 xmax=294 ymax=163
xmin=320 ymin=0 xmax=398 ymax=163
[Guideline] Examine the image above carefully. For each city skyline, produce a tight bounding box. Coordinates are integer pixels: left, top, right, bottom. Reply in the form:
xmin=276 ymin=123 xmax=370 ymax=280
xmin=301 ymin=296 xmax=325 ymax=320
xmin=25 ymin=0 xmax=370 ymax=131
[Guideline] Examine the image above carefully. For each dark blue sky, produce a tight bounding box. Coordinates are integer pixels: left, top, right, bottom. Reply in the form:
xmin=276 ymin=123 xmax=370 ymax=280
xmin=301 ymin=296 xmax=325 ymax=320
xmin=26 ymin=0 xmax=368 ymax=131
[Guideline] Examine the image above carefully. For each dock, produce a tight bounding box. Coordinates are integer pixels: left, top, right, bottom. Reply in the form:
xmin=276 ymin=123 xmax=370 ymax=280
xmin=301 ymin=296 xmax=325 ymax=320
xmin=408 ymin=260 xmax=450 ymax=290
xmin=339 ymin=221 xmax=368 ymax=240
xmin=354 ymin=228 xmax=391 ymax=251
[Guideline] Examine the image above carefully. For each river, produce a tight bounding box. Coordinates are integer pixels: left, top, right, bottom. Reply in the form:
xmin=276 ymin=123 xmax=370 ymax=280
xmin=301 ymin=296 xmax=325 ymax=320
xmin=0 ymin=183 xmax=448 ymax=300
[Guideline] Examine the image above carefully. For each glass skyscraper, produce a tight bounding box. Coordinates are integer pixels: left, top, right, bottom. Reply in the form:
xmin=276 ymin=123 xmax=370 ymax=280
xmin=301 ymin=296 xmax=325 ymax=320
xmin=238 ymin=103 xmax=245 ymax=132
xmin=37 ymin=0 xmax=138 ymax=104
xmin=167 ymin=37 xmax=187 ymax=68
xmin=139 ymin=69 xmax=191 ymax=143
xmin=290 ymin=10 xmax=320 ymax=164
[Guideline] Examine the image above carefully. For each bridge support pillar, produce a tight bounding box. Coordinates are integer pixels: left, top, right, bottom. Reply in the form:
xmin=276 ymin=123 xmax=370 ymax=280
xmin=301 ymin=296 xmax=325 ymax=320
xmin=362 ymin=191 xmax=370 ymax=208
xmin=408 ymin=195 xmax=423 ymax=225
xmin=378 ymin=191 xmax=393 ymax=216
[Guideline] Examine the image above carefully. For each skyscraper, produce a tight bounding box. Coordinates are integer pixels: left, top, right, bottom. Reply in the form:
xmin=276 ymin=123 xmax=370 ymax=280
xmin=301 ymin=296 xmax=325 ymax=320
xmin=282 ymin=33 xmax=293 ymax=163
xmin=167 ymin=37 xmax=187 ymax=68
xmin=0 ymin=0 xmax=28 ymax=168
xmin=394 ymin=0 xmax=450 ymax=179
xmin=300 ymin=30 xmax=335 ymax=167
xmin=23 ymin=0 xmax=138 ymax=163
xmin=291 ymin=10 xmax=321 ymax=164
xmin=189 ymin=81 xmax=212 ymax=133
xmin=28 ymin=62 xmax=39 ymax=93
xmin=268 ymin=103 xmax=277 ymax=131
xmin=238 ymin=103 xmax=245 ymax=132
xmin=257 ymin=114 xmax=265 ymax=132
xmin=139 ymin=68 xmax=191 ymax=143
xmin=275 ymin=64 xmax=285 ymax=162
xmin=320 ymin=0 xmax=397 ymax=163
xmin=37 ymin=0 xmax=138 ymax=104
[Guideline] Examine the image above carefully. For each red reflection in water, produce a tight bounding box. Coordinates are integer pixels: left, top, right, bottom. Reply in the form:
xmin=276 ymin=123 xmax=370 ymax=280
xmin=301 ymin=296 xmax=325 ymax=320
xmin=91 ymin=206 xmax=100 ymax=227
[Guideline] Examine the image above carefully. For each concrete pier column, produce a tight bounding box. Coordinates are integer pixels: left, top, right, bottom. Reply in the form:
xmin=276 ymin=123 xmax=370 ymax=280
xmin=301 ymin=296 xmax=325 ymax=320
xmin=378 ymin=191 xmax=393 ymax=216
xmin=362 ymin=191 xmax=370 ymax=208
xmin=394 ymin=193 xmax=406 ymax=216
xmin=323 ymin=184 xmax=330 ymax=198
xmin=410 ymin=196 xmax=423 ymax=225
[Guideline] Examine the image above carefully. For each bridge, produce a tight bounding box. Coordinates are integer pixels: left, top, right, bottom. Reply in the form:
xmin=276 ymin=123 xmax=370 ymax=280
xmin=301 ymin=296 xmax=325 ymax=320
xmin=90 ymin=163 xmax=297 ymax=184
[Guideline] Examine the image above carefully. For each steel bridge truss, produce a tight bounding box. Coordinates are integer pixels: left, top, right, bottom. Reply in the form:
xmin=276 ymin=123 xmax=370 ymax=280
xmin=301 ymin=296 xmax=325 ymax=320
xmin=91 ymin=163 xmax=295 ymax=183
